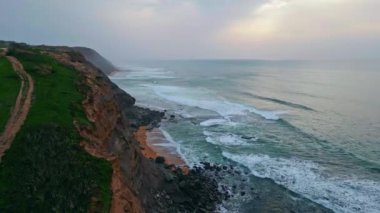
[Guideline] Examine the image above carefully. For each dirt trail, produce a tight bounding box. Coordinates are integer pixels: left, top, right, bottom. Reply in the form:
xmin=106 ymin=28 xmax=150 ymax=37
xmin=0 ymin=56 xmax=34 ymax=160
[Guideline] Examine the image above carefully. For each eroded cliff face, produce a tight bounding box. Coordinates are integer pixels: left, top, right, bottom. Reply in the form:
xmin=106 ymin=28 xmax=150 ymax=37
xmin=47 ymin=48 xmax=222 ymax=213
xmin=47 ymin=50 xmax=149 ymax=212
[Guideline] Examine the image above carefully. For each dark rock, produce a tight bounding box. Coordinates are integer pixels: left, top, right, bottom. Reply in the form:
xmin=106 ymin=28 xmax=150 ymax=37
xmin=199 ymin=208 xmax=208 ymax=213
xmin=206 ymin=204 xmax=214 ymax=211
xmin=172 ymin=196 xmax=191 ymax=204
xmin=155 ymin=156 xmax=166 ymax=164
xmin=164 ymin=172 xmax=174 ymax=182
xmin=241 ymin=136 xmax=254 ymax=140
xmin=202 ymin=162 xmax=211 ymax=170
xmin=179 ymin=180 xmax=187 ymax=189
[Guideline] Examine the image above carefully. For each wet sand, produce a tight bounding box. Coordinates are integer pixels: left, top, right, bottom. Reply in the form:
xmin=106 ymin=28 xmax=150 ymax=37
xmin=136 ymin=127 xmax=187 ymax=167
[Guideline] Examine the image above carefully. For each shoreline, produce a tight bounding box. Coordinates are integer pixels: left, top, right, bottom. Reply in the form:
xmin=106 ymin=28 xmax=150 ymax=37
xmin=135 ymin=126 xmax=188 ymax=168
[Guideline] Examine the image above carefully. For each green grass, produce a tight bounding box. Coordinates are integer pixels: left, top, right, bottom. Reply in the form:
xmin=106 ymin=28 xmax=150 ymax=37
xmin=0 ymin=48 xmax=112 ymax=212
xmin=0 ymin=57 xmax=21 ymax=132
xmin=0 ymin=126 xmax=112 ymax=212
xmin=9 ymin=49 xmax=92 ymax=128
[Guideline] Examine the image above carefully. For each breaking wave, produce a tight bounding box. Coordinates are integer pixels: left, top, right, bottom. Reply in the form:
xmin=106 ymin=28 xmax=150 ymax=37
xmin=222 ymin=152 xmax=380 ymax=213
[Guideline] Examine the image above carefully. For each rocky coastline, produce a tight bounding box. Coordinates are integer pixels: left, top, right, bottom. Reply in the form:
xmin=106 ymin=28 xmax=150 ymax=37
xmin=0 ymin=41 xmax=333 ymax=212
xmin=51 ymin=46 xmax=227 ymax=212
xmin=65 ymin=47 xmax=332 ymax=213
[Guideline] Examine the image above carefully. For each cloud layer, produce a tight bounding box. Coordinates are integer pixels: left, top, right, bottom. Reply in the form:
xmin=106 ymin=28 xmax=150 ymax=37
xmin=0 ymin=0 xmax=379 ymax=61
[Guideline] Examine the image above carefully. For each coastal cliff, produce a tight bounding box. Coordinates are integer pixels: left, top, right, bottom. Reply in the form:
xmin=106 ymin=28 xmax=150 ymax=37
xmin=55 ymin=47 xmax=223 ymax=213
xmin=73 ymin=47 xmax=117 ymax=75
xmin=0 ymin=41 xmax=221 ymax=212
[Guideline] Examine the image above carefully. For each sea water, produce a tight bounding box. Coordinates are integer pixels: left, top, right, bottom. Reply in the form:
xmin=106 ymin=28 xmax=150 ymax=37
xmin=111 ymin=60 xmax=380 ymax=213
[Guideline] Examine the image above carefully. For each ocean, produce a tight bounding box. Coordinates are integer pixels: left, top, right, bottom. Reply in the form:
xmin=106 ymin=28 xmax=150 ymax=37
xmin=110 ymin=60 xmax=380 ymax=213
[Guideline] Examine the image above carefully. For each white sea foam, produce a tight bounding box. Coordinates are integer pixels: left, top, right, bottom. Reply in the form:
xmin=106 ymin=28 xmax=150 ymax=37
xmin=152 ymin=143 xmax=177 ymax=147
xmin=110 ymin=67 xmax=176 ymax=80
xmin=222 ymin=152 xmax=380 ymax=213
xmin=147 ymin=85 xmax=284 ymax=120
xmin=203 ymin=131 xmax=252 ymax=146
xmin=200 ymin=118 xmax=233 ymax=127
xmin=160 ymin=128 xmax=190 ymax=165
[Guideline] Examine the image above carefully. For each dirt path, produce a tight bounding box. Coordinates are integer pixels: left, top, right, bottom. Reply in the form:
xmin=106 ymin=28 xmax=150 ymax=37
xmin=0 ymin=56 xmax=34 ymax=160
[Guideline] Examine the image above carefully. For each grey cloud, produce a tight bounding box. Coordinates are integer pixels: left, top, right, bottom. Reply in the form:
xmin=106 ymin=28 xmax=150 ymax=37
xmin=0 ymin=0 xmax=378 ymax=62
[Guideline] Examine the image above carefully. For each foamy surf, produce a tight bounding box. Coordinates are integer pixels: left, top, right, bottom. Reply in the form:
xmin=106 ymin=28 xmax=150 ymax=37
xmin=147 ymin=85 xmax=285 ymax=120
xmin=110 ymin=67 xmax=176 ymax=80
xmin=222 ymin=152 xmax=380 ymax=213
xmin=203 ymin=131 xmax=253 ymax=146
xmin=112 ymin=60 xmax=380 ymax=212
xmin=160 ymin=128 xmax=190 ymax=166
xmin=200 ymin=118 xmax=228 ymax=127
xmin=200 ymin=118 xmax=238 ymax=127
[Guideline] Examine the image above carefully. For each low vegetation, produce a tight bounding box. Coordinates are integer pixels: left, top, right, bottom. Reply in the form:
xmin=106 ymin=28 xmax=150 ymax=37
xmin=0 ymin=57 xmax=21 ymax=132
xmin=0 ymin=47 xmax=112 ymax=212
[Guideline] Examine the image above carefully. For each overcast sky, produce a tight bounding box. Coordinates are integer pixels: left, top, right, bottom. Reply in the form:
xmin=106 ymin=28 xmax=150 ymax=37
xmin=1 ymin=0 xmax=379 ymax=62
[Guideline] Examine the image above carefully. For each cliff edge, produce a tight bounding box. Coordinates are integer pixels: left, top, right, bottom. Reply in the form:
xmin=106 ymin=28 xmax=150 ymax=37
xmin=0 ymin=42 xmax=222 ymax=213
xmin=74 ymin=47 xmax=117 ymax=75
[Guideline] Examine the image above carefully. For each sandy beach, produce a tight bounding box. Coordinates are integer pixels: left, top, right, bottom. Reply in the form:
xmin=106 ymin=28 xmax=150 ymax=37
xmin=135 ymin=127 xmax=187 ymax=167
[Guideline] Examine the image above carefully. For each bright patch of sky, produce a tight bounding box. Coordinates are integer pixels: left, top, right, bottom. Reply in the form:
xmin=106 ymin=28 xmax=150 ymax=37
xmin=0 ymin=0 xmax=379 ymax=61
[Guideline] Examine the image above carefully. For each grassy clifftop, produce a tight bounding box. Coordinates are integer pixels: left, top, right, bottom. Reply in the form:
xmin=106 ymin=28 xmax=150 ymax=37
xmin=0 ymin=57 xmax=20 ymax=131
xmin=0 ymin=45 xmax=112 ymax=212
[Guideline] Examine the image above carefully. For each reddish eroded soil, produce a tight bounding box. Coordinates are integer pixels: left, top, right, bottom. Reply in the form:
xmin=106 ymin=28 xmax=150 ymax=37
xmin=0 ymin=56 xmax=34 ymax=160
xmin=49 ymin=51 xmax=143 ymax=213
xmin=135 ymin=127 xmax=158 ymax=160
xmin=110 ymin=159 xmax=143 ymax=213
